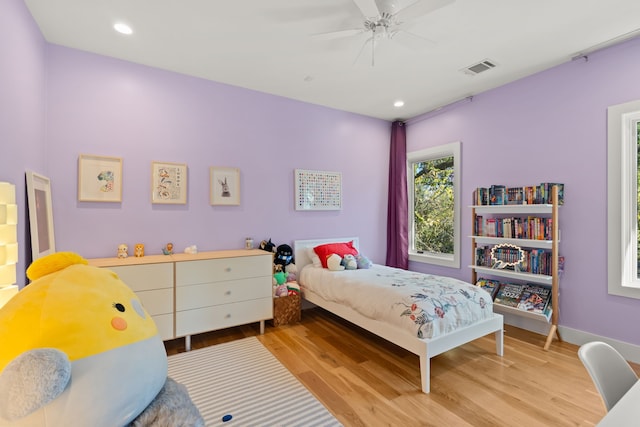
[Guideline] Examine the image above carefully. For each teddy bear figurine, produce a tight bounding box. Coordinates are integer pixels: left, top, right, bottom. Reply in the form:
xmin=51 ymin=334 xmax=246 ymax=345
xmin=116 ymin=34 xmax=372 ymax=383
xmin=117 ymin=244 xmax=128 ymax=259
xmin=134 ymin=243 xmax=145 ymax=257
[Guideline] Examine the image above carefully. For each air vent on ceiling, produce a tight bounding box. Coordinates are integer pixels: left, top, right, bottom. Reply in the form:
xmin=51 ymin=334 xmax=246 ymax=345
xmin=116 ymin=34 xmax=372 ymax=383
xmin=461 ymin=59 xmax=497 ymax=76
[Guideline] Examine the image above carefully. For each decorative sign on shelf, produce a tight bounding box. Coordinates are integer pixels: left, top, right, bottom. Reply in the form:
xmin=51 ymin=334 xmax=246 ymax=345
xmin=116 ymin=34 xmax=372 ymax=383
xmin=294 ymin=169 xmax=342 ymax=211
xmin=490 ymin=243 xmax=525 ymax=271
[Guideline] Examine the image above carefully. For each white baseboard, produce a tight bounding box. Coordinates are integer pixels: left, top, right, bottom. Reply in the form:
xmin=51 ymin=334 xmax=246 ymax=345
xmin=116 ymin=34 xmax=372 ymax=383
xmin=502 ymin=313 xmax=640 ymax=364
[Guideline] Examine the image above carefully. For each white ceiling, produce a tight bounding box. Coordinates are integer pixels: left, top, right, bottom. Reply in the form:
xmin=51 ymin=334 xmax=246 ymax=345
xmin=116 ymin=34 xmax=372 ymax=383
xmin=24 ymin=0 xmax=640 ymax=121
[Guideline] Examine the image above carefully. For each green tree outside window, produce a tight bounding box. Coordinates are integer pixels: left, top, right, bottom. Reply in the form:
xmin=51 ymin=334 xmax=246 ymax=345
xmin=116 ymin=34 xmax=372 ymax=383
xmin=413 ymin=156 xmax=454 ymax=254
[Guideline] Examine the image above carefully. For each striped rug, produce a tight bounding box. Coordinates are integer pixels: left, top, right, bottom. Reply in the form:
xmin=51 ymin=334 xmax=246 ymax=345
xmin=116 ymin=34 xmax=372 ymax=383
xmin=167 ymin=337 xmax=341 ymax=426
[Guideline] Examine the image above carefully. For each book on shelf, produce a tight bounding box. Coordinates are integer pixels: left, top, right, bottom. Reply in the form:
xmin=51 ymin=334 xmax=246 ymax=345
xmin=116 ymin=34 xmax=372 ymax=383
xmin=474 ymin=182 xmax=564 ymax=206
xmin=494 ymin=282 xmax=524 ymax=307
xmin=489 ymin=185 xmax=506 ymax=205
xmin=540 ymin=182 xmax=564 ymax=205
xmin=516 ymin=284 xmax=552 ymax=314
xmin=476 ymin=278 xmax=500 ymax=300
xmin=473 ymin=187 xmax=489 ymax=205
xmin=506 ymin=187 xmax=524 ymax=205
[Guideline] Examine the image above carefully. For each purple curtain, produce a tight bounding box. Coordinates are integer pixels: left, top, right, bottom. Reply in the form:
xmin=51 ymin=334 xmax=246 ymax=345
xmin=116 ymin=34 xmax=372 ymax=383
xmin=386 ymin=121 xmax=409 ymax=269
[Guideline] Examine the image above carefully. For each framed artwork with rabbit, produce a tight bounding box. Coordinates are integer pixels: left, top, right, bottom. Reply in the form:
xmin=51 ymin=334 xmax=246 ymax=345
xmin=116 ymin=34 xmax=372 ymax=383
xmin=210 ymin=167 xmax=240 ymax=205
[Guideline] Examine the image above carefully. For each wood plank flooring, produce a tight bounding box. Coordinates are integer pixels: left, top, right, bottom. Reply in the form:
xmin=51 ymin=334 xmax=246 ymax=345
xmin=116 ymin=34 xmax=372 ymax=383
xmin=165 ymin=308 xmax=639 ymax=427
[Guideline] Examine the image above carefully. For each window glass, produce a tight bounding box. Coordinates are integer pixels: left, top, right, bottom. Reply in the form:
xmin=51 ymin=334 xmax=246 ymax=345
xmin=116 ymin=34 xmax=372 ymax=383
xmin=607 ymin=100 xmax=640 ymax=298
xmin=407 ymin=142 xmax=460 ymax=268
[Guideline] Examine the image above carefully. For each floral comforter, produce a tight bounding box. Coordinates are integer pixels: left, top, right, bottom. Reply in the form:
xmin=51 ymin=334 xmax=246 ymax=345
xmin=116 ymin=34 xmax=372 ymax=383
xmin=300 ymin=264 xmax=494 ymax=339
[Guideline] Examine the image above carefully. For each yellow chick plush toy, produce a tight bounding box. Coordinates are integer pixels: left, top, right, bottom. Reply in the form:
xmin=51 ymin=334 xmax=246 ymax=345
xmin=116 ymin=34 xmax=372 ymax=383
xmin=0 ymin=252 xmax=168 ymax=427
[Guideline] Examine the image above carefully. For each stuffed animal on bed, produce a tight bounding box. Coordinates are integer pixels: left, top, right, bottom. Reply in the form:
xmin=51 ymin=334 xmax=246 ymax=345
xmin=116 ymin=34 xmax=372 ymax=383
xmin=341 ymin=254 xmax=358 ymax=270
xmin=326 ymin=253 xmax=345 ymax=271
xmin=356 ymin=254 xmax=373 ymax=269
xmin=0 ymin=252 xmax=203 ymax=427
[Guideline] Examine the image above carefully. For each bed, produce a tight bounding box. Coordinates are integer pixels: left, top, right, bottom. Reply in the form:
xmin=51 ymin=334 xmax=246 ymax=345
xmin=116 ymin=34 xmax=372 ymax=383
xmin=294 ymin=237 xmax=504 ymax=393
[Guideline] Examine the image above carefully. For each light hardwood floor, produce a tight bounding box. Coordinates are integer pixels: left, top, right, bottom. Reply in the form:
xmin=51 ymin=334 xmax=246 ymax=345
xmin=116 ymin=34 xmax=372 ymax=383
xmin=165 ymin=308 xmax=639 ymax=427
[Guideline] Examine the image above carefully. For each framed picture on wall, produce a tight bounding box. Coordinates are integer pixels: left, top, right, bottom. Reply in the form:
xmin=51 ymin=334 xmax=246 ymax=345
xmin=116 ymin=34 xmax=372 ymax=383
xmin=294 ymin=169 xmax=342 ymax=211
xmin=210 ymin=167 xmax=240 ymax=205
xmin=151 ymin=161 xmax=188 ymax=204
xmin=77 ymin=154 xmax=123 ymax=202
xmin=26 ymin=171 xmax=56 ymax=260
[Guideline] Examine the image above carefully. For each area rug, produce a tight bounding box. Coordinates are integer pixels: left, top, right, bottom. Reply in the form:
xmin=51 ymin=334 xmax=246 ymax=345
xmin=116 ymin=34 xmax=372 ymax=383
xmin=167 ymin=336 xmax=341 ymax=426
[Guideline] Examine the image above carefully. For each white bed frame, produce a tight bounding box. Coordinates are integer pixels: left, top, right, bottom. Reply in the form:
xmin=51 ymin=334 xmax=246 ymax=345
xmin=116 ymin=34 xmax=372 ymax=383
xmin=294 ymin=237 xmax=504 ymax=393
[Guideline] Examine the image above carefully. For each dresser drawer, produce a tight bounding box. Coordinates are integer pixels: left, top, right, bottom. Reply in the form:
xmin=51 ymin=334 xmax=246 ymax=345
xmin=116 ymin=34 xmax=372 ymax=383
xmin=109 ymin=263 xmax=173 ymax=292
xmin=152 ymin=313 xmax=174 ymax=341
xmin=175 ymin=255 xmax=272 ymax=286
xmin=136 ymin=288 xmax=174 ymax=316
xmin=176 ymin=297 xmax=272 ymax=337
xmin=176 ymin=277 xmax=271 ymax=311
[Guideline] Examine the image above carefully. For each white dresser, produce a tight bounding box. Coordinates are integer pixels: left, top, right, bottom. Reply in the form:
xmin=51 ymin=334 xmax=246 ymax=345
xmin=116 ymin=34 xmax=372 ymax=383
xmin=88 ymin=249 xmax=273 ymax=350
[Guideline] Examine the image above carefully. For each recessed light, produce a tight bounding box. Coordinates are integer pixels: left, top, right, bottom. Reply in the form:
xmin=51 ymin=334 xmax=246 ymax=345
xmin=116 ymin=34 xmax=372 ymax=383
xmin=394 ymin=100 xmax=405 ymax=108
xmin=114 ymin=22 xmax=133 ymax=35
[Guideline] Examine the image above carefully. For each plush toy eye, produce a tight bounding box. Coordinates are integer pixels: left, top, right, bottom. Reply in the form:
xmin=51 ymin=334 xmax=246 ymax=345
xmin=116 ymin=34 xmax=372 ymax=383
xmin=113 ymin=302 xmax=126 ymax=312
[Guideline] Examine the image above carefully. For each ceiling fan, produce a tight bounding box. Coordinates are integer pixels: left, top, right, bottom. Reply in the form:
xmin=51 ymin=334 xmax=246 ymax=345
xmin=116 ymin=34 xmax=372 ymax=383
xmin=315 ymin=0 xmax=455 ymax=66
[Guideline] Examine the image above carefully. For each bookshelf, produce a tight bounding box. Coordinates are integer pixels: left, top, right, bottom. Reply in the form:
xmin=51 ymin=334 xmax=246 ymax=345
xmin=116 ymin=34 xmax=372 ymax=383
xmin=470 ymin=185 xmax=561 ymax=350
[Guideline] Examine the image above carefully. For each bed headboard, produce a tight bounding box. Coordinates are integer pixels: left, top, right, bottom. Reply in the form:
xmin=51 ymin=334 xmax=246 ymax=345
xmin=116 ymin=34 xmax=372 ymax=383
xmin=294 ymin=237 xmax=360 ymax=271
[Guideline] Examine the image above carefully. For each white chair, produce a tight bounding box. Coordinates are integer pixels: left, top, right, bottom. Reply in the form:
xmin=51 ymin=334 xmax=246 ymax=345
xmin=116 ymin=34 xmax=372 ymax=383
xmin=578 ymin=341 xmax=638 ymax=411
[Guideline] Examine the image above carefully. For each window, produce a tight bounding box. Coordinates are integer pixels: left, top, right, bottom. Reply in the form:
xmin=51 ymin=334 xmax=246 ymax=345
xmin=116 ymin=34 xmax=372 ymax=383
xmin=608 ymin=99 xmax=640 ymax=298
xmin=407 ymin=141 xmax=460 ymax=268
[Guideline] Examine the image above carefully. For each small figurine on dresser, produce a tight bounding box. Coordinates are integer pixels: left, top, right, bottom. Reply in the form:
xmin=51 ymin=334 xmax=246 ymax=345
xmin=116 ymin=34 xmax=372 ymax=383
xmin=162 ymin=243 xmax=174 ymax=255
xmin=184 ymin=245 xmax=198 ymax=254
xmin=117 ymin=244 xmax=128 ymax=259
xmin=134 ymin=243 xmax=145 ymax=257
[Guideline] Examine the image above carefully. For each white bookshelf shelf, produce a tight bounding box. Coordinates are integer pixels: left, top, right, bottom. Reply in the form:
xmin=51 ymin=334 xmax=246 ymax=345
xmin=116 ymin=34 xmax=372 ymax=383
xmin=470 ymin=236 xmax=555 ymax=249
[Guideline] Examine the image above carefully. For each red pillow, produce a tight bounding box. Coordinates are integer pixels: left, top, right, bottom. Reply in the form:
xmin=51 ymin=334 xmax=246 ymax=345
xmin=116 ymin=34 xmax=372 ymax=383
xmin=313 ymin=241 xmax=359 ymax=268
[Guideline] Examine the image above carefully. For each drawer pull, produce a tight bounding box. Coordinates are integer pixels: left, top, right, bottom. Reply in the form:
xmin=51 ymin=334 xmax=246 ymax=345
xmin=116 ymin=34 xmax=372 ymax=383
xmin=225 ymin=267 xmax=232 ymax=272
xmin=225 ymin=290 xmax=231 ymax=296
xmin=225 ymin=313 xmax=231 ymax=319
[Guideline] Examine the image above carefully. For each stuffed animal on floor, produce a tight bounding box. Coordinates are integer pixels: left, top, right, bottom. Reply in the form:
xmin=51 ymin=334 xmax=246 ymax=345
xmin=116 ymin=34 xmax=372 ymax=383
xmin=0 ymin=252 xmax=203 ymax=427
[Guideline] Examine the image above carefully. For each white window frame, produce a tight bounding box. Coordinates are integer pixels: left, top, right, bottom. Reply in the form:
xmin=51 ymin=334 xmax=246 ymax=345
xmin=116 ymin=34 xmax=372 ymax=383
xmin=608 ymin=99 xmax=640 ymax=298
xmin=407 ymin=141 xmax=461 ymax=268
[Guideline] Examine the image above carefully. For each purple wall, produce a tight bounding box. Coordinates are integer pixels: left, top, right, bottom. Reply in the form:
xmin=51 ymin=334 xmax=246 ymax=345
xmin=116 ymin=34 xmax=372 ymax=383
xmin=407 ymin=37 xmax=640 ymax=346
xmin=44 ymin=46 xmax=390 ymax=263
xmin=5 ymin=0 xmax=640 ymax=347
xmin=0 ymin=0 xmax=47 ymax=286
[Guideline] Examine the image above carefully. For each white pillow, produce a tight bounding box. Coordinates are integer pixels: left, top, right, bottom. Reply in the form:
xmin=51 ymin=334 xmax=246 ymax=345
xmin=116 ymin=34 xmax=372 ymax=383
xmin=307 ymin=247 xmax=322 ymax=268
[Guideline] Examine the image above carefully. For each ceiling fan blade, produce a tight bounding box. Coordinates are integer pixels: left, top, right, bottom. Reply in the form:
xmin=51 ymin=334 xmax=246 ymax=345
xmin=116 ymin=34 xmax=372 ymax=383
xmin=351 ymin=0 xmax=381 ymax=19
xmin=353 ymin=37 xmax=373 ymax=65
xmin=389 ymin=29 xmax=436 ymax=50
xmin=395 ymin=0 xmax=454 ymax=23
xmin=313 ymin=28 xmax=365 ymax=40
xmin=353 ymin=36 xmax=375 ymax=66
